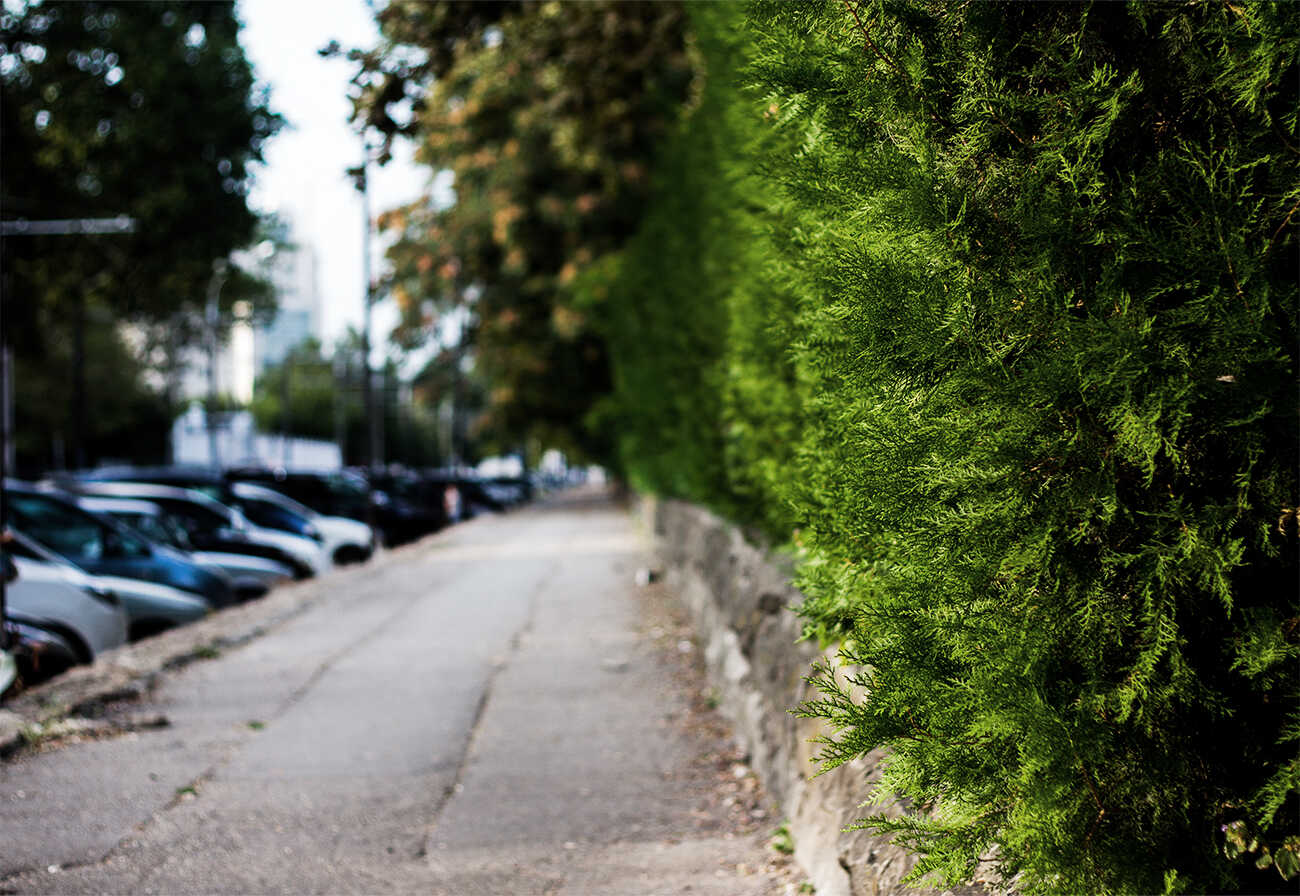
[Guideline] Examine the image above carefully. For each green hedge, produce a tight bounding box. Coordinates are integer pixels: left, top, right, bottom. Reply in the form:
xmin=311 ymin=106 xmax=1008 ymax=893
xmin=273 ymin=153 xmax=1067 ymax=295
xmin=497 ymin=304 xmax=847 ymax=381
xmin=589 ymin=2 xmax=1298 ymax=893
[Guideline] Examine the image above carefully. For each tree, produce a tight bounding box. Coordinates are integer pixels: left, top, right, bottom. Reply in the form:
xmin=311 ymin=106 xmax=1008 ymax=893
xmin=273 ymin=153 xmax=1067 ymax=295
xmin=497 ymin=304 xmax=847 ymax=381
xmin=9 ymin=306 xmax=172 ymax=474
xmin=1 ymin=0 xmax=281 ymax=469
xmin=250 ymin=338 xmax=340 ymax=444
xmin=343 ymin=0 xmax=694 ymax=461
xmin=408 ymin=334 xmax=486 ymax=466
xmin=252 ymin=334 xmax=448 ymax=469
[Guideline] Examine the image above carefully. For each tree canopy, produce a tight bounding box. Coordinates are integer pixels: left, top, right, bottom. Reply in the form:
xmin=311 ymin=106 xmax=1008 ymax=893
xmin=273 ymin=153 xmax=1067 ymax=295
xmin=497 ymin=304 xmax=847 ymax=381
xmin=2 ymin=0 xmax=280 ymax=322
xmin=345 ymin=0 xmax=694 ymax=460
xmin=251 ymin=334 xmax=452 ymax=469
xmin=1 ymin=0 xmax=282 ymax=469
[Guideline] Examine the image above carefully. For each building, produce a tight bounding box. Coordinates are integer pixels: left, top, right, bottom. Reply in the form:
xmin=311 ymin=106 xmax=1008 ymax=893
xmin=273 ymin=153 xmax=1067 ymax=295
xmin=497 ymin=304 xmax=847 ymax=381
xmin=252 ymin=234 xmax=322 ymax=372
xmin=155 ymin=218 xmax=323 ymax=408
xmin=171 ymin=405 xmax=341 ymax=471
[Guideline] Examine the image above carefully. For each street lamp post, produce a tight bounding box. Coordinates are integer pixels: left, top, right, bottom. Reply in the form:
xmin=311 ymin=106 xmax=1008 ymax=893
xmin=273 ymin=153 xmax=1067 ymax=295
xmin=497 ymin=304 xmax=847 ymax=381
xmin=333 ymin=352 xmax=347 ymax=461
xmin=350 ymin=134 xmax=384 ymax=536
xmin=205 ymin=260 xmax=229 ymax=471
xmin=0 ymin=215 xmax=136 ymax=655
xmin=356 ymin=143 xmax=382 ymax=477
xmin=281 ymin=355 xmax=292 ymax=468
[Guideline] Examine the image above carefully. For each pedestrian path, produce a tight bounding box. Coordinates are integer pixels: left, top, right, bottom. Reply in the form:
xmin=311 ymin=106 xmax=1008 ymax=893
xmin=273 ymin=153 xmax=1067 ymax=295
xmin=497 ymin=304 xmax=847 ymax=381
xmin=0 ymin=487 xmax=798 ymax=894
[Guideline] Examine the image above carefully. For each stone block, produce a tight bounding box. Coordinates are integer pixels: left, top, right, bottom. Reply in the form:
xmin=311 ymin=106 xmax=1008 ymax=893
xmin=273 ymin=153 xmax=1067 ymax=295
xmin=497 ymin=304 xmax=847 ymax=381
xmin=648 ymin=497 xmax=964 ymax=896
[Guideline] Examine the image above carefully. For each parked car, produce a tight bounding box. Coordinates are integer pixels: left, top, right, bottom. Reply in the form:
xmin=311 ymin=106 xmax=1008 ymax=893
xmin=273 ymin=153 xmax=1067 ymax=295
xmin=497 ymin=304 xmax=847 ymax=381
xmin=2 ymin=549 xmax=128 ymax=664
xmin=78 ymin=470 xmax=354 ymax=557
xmin=421 ymin=470 xmax=508 ymax=520
xmin=228 ymin=482 xmax=375 ymax=565
xmin=224 ymin=467 xmax=372 ymax=520
xmin=71 ymin=465 xmax=325 ymax=539
xmin=483 ymin=475 xmax=534 ymax=508
xmin=74 ymin=465 xmax=230 ymax=501
xmin=63 ymin=481 xmax=329 ymax=578
xmin=229 ymin=466 xmax=440 ymax=547
xmin=76 ymin=495 xmax=295 ymax=600
xmin=5 ymin=528 xmax=210 ymax=641
xmin=0 ymin=634 xmax=16 ymax=696
xmin=4 ymin=617 xmax=80 ymax=689
xmin=355 ymin=468 xmax=450 ymax=546
xmin=5 ymin=480 xmax=238 ymax=608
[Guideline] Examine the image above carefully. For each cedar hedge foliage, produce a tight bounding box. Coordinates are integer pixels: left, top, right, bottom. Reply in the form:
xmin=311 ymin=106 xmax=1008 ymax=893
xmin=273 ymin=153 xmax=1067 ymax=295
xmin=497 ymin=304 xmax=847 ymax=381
xmin=582 ymin=1 xmax=1299 ymax=893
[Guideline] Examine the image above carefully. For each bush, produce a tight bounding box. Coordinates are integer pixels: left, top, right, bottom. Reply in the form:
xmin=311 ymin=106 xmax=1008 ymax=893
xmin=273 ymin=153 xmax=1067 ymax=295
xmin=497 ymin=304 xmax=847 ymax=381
xmin=597 ymin=1 xmax=1299 ymax=892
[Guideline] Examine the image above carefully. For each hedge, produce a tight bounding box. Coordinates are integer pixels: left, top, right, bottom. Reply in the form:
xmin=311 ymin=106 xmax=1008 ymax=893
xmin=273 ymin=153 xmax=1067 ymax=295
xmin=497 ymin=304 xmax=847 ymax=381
xmin=580 ymin=2 xmax=1299 ymax=893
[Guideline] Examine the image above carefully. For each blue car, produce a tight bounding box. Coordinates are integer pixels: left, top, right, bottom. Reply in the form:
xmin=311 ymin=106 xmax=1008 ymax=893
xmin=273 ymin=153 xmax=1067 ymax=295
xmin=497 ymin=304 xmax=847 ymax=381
xmin=4 ymin=481 xmax=237 ymax=609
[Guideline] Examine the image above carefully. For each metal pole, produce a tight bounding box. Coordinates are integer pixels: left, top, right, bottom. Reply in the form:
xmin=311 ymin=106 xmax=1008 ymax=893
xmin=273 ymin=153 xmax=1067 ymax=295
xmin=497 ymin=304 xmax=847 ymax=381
xmin=0 ymin=216 xmax=135 ymax=236
xmin=1 ymin=262 xmax=10 ymax=652
xmin=451 ymin=343 xmax=464 ymax=469
xmin=333 ymin=354 xmax=345 ymax=463
xmin=281 ymin=357 xmax=291 ymax=467
xmin=354 ymin=137 xmax=380 ymax=536
xmin=205 ymin=260 xmax=228 ymax=470
xmin=358 ymin=143 xmax=380 ymax=476
xmin=0 ymin=216 xmax=135 ymax=656
xmin=380 ymin=362 xmax=389 ymax=468
xmin=70 ymin=290 xmax=86 ymax=470
xmin=164 ymin=314 xmax=180 ymax=464
xmin=2 ymin=346 xmax=13 ymax=475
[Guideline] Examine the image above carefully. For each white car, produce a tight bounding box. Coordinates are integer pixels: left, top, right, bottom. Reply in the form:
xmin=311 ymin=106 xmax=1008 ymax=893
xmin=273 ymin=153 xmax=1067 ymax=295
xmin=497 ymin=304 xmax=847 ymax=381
xmin=3 ymin=554 xmax=128 ymax=662
xmin=0 ymin=647 xmax=16 ymax=697
xmin=6 ymin=528 xmax=210 ymax=641
xmin=230 ymin=481 xmax=376 ymax=566
xmin=239 ymin=511 xmax=331 ymax=576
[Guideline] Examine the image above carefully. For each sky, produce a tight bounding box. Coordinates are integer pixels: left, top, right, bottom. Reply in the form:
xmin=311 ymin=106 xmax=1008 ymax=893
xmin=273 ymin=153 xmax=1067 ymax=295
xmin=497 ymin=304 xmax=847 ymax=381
xmin=234 ymin=0 xmax=449 ymax=358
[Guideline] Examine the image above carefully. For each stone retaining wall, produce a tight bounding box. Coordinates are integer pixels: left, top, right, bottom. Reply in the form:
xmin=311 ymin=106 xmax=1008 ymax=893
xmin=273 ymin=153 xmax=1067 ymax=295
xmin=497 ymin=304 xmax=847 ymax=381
xmin=641 ymin=496 xmax=967 ymax=896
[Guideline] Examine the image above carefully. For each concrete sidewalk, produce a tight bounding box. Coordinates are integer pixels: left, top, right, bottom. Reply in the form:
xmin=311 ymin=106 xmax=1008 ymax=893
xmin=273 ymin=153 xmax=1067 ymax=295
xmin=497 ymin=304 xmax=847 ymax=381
xmin=0 ymin=487 xmax=803 ymax=894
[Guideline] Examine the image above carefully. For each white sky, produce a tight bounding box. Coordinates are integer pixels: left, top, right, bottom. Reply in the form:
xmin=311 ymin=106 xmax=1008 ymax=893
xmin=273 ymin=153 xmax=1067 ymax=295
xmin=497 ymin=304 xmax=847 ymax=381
xmin=235 ymin=0 xmax=447 ymax=358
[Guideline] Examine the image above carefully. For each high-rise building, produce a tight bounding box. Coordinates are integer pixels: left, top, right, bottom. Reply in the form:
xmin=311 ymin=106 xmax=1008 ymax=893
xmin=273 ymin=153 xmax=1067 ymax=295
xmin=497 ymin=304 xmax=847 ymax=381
xmin=152 ymin=216 xmax=323 ymax=408
xmin=254 ymin=233 xmax=321 ymax=370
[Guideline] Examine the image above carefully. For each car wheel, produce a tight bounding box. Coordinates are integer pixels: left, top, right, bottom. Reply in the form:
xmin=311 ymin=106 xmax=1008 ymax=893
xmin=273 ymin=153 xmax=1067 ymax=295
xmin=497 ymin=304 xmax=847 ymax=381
xmin=128 ymin=619 xmax=177 ymax=642
xmin=333 ymin=545 xmax=369 ymax=565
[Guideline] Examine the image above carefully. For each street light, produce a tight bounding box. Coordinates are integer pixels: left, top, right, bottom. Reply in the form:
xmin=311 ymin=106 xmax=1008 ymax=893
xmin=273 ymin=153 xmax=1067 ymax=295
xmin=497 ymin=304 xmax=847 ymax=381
xmin=0 ymin=215 xmax=136 ymax=654
xmin=349 ymin=133 xmax=384 ymax=536
xmin=349 ymin=136 xmax=383 ymax=477
xmin=0 ymin=216 xmax=135 ymax=236
xmin=205 ymin=259 xmax=229 ymax=470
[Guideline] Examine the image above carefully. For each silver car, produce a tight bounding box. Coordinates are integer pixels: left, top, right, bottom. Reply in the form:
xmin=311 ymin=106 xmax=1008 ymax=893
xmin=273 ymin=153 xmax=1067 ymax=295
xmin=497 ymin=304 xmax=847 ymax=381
xmin=6 ymin=529 xmax=210 ymax=641
xmin=3 ymin=551 xmax=128 ymax=663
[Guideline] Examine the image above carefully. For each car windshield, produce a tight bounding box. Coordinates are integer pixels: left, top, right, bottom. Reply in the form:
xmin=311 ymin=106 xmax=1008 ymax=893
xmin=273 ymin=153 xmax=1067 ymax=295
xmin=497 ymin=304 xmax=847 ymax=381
xmin=187 ymin=484 xmax=226 ymax=502
xmin=237 ymin=486 xmax=319 ymax=521
xmin=327 ymin=473 xmax=368 ymax=500
xmin=4 ymin=529 xmax=80 ymax=569
xmin=238 ymin=498 xmax=310 ymax=535
xmin=8 ymin=494 xmax=105 ymax=561
xmin=117 ymin=511 xmax=191 ymax=551
xmin=7 ymin=492 xmax=150 ymax=562
xmin=150 ymin=498 xmax=231 ymax=538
